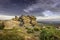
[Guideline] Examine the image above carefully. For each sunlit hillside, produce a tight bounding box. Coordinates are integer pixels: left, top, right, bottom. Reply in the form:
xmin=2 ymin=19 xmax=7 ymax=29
xmin=0 ymin=15 xmax=60 ymax=40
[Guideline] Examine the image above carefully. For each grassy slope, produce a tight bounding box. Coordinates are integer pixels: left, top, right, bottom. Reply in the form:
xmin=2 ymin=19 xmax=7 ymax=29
xmin=0 ymin=23 xmax=60 ymax=40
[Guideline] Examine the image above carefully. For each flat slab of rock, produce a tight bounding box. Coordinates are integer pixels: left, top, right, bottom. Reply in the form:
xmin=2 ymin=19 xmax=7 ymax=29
xmin=4 ymin=20 xmax=20 ymax=29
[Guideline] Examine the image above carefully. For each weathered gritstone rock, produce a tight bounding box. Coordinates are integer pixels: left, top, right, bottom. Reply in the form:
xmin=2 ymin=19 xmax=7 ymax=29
xmin=21 ymin=15 xmax=31 ymax=23
xmin=20 ymin=15 xmax=32 ymax=27
xmin=19 ymin=15 xmax=38 ymax=27
xmin=29 ymin=16 xmax=37 ymax=26
xmin=4 ymin=20 xmax=20 ymax=29
xmin=1 ymin=15 xmax=38 ymax=29
xmin=24 ymin=23 xmax=32 ymax=27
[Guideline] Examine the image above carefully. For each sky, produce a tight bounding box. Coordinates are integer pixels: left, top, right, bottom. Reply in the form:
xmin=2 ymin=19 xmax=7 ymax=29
xmin=0 ymin=0 xmax=60 ymax=20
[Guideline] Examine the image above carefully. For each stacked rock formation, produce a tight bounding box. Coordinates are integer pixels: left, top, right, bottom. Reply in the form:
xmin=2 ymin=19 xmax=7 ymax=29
xmin=2 ymin=15 xmax=38 ymax=29
xmin=19 ymin=15 xmax=37 ymax=27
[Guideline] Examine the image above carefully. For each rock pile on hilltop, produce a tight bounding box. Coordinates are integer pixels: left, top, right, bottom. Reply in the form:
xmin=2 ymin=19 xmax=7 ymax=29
xmin=0 ymin=15 xmax=38 ymax=29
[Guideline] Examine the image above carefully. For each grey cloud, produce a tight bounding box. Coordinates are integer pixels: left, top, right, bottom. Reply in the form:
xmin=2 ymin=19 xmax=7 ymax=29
xmin=0 ymin=0 xmax=60 ymax=16
xmin=0 ymin=0 xmax=37 ymax=16
xmin=23 ymin=0 xmax=60 ymax=16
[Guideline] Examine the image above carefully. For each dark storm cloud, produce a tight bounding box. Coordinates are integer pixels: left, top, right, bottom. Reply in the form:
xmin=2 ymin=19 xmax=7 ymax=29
xmin=0 ymin=0 xmax=37 ymax=16
xmin=24 ymin=0 xmax=60 ymax=16
xmin=0 ymin=0 xmax=60 ymax=16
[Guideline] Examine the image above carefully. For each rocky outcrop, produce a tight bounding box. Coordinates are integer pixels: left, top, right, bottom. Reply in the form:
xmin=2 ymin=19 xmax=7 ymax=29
xmin=0 ymin=15 xmax=38 ymax=29
xmin=4 ymin=20 xmax=20 ymax=29
xmin=18 ymin=15 xmax=38 ymax=27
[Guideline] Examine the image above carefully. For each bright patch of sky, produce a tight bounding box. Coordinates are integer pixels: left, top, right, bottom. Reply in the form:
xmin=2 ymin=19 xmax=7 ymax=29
xmin=42 ymin=10 xmax=60 ymax=16
xmin=0 ymin=15 xmax=15 ymax=20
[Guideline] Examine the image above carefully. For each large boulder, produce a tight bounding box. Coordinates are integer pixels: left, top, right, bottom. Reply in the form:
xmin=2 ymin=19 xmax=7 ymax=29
xmin=29 ymin=15 xmax=37 ymax=26
xmin=19 ymin=15 xmax=37 ymax=27
xmin=20 ymin=15 xmax=32 ymax=27
xmin=4 ymin=20 xmax=20 ymax=29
